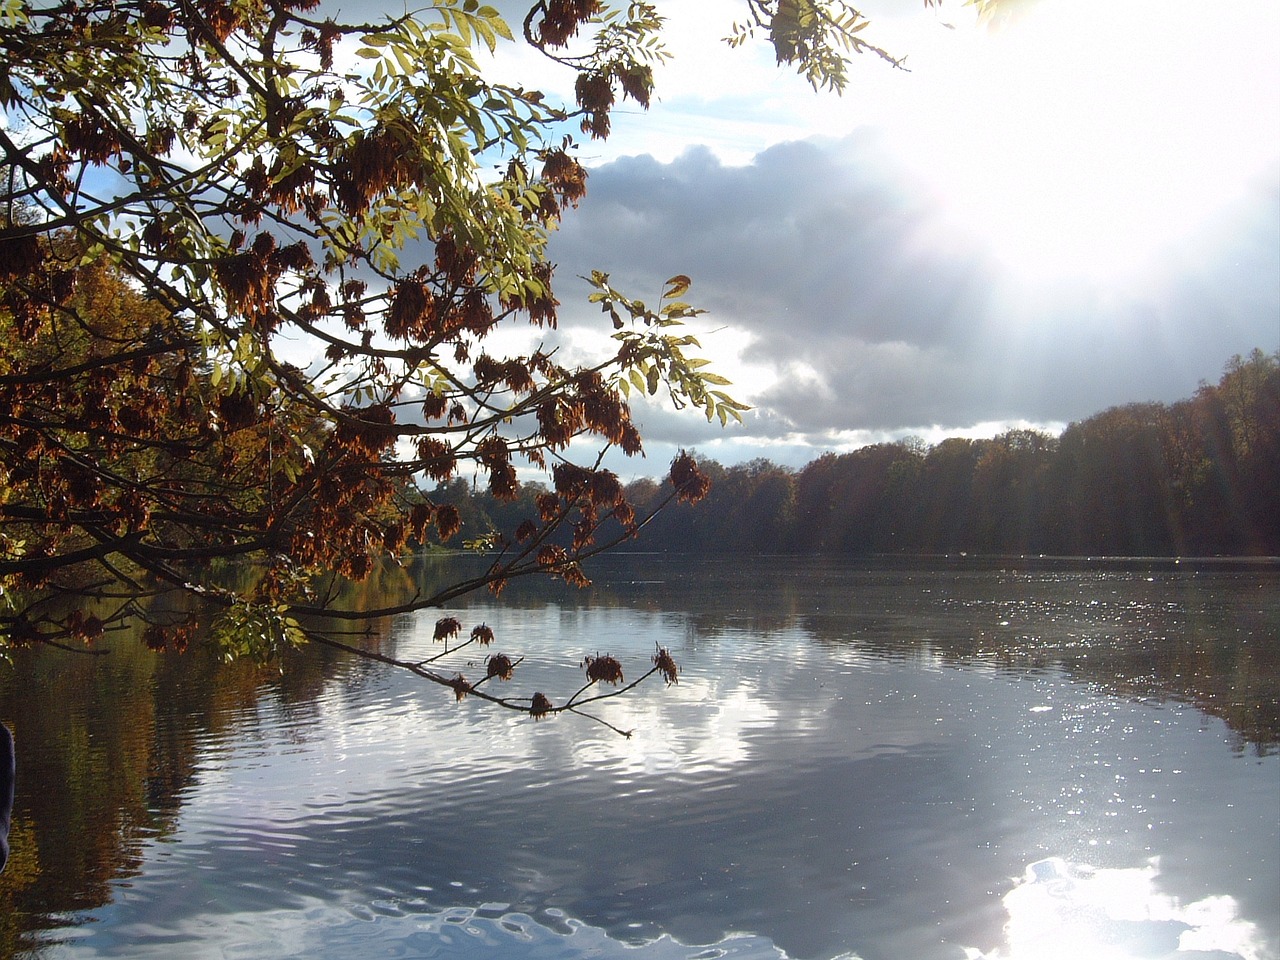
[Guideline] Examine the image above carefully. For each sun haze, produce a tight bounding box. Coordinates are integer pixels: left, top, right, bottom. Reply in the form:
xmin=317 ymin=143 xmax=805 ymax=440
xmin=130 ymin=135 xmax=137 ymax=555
xmin=875 ymin=0 xmax=1280 ymax=289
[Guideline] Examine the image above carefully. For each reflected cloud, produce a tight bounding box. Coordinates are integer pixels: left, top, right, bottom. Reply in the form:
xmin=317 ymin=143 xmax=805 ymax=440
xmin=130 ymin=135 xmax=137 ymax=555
xmin=968 ymin=857 xmax=1267 ymax=960
xmin=571 ymin=676 xmax=784 ymax=775
xmin=58 ymin=896 xmax=864 ymax=960
xmin=368 ymin=602 xmax=841 ymax=782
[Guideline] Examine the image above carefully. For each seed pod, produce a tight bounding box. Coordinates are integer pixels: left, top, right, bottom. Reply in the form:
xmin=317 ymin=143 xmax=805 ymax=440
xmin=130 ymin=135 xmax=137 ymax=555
xmin=653 ymin=647 xmax=678 ymax=685
xmin=584 ymin=654 xmax=623 ymax=685
xmin=530 ymin=692 xmax=552 ymax=718
xmin=485 ymin=653 xmax=514 ymax=681
xmin=447 ymin=674 xmax=471 ymax=702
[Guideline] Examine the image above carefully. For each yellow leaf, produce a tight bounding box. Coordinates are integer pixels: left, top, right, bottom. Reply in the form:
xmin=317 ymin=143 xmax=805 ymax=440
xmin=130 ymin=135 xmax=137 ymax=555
xmin=662 ymin=274 xmax=691 ymax=299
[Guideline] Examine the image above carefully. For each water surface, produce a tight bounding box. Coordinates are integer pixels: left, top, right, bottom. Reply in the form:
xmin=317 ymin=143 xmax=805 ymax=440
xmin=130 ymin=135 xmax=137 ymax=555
xmin=1 ymin=556 xmax=1276 ymax=960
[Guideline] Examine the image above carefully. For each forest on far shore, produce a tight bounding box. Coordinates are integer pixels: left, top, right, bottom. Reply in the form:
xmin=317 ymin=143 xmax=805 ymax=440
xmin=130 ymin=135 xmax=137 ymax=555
xmin=431 ymin=350 xmax=1280 ymax=558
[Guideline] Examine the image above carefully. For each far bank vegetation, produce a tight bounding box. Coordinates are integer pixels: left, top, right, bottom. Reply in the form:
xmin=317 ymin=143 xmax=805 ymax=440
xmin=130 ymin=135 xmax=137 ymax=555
xmin=433 ymin=350 xmax=1280 ymax=558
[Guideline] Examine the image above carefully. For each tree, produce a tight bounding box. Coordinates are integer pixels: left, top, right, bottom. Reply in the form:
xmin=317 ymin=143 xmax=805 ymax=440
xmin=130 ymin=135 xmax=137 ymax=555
xmin=1180 ymin=350 xmax=1280 ymax=554
xmin=967 ymin=429 xmax=1056 ymax=553
xmin=0 ymin=0 xmax=906 ymax=728
xmin=915 ymin=437 xmax=982 ymax=551
xmin=1050 ymin=404 xmax=1179 ymax=556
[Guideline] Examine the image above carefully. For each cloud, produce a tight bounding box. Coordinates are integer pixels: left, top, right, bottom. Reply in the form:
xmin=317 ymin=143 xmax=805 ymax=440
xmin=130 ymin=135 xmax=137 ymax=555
xmin=305 ymin=0 xmax=1279 ymax=467
xmin=547 ymin=136 xmax=1280 ymax=443
xmin=553 ymin=135 xmax=990 ymax=341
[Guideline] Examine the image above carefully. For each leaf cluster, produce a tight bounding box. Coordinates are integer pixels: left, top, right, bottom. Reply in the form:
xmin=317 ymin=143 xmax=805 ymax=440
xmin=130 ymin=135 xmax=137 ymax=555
xmin=588 ymin=272 xmax=750 ymax=426
xmin=726 ymin=0 xmax=902 ymax=92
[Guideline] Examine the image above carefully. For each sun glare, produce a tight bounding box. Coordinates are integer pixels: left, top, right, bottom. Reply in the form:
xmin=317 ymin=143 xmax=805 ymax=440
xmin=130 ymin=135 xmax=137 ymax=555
xmin=884 ymin=0 xmax=1280 ymax=288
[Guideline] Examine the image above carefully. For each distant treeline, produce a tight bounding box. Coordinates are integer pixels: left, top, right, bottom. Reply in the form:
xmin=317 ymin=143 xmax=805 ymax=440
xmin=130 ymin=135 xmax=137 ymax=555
xmin=431 ymin=350 xmax=1280 ymax=557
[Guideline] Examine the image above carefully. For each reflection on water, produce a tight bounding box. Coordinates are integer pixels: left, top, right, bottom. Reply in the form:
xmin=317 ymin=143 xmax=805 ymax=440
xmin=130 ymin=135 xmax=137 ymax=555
xmin=38 ymin=860 xmax=1267 ymax=960
xmin=0 ymin=556 xmax=1277 ymax=960
xmin=969 ymin=857 xmax=1265 ymax=960
xmin=44 ymin=900 xmax=802 ymax=960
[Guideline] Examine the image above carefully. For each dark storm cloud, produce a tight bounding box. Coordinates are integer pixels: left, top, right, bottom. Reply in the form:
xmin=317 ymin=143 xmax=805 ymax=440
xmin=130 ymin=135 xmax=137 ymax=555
xmin=548 ymin=136 xmax=1280 ymax=438
xmin=553 ymin=135 xmax=993 ymax=349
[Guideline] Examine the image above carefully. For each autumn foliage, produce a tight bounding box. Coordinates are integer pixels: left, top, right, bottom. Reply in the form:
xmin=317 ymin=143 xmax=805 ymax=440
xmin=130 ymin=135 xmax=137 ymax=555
xmin=592 ymin=352 xmax=1280 ymax=558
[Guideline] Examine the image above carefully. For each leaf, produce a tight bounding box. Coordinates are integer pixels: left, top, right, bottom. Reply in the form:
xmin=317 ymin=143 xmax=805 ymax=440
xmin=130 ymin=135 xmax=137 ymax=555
xmin=479 ymin=7 xmax=513 ymax=41
xmin=663 ymin=274 xmax=692 ymax=299
xmin=711 ymin=391 xmax=751 ymax=410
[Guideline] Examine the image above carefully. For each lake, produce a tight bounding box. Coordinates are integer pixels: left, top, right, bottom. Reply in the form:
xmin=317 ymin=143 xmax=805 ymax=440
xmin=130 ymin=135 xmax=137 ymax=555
xmin=1 ymin=555 xmax=1277 ymax=960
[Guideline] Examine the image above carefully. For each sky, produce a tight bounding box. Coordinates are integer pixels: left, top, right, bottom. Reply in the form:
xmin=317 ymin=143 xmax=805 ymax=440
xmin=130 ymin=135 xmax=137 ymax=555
xmin=468 ymin=0 xmax=1280 ymax=477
